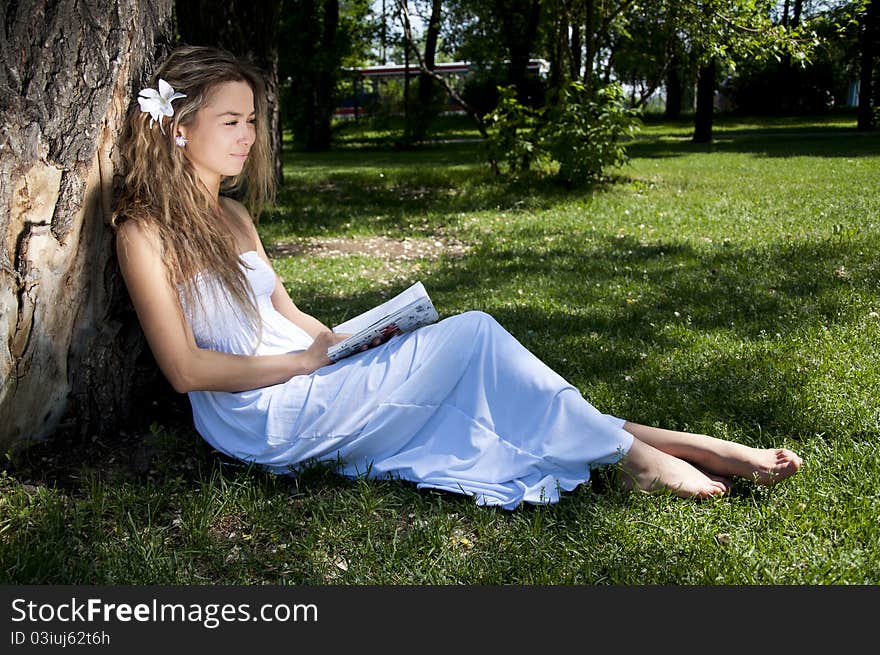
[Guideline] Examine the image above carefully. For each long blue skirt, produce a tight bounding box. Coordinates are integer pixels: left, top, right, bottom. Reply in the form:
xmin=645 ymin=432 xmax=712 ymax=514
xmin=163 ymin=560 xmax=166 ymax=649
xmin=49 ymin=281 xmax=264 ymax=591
xmin=188 ymin=311 xmax=634 ymax=509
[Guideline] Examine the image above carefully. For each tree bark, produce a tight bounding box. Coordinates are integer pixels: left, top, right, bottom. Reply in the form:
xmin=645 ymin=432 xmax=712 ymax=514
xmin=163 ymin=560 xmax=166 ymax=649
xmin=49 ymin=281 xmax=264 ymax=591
xmin=309 ymin=0 xmax=339 ymax=150
xmin=175 ymin=0 xmax=284 ymax=184
xmin=693 ymin=58 xmax=716 ymax=143
xmin=403 ymin=26 xmax=411 ymax=146
xmin=570 ymin=10 xmax=582 ymax=80
xmin=665 ymin=45 xmax=682 ymax=120
xmin=412 ymin=0 xmax=443 ymax=143
xmin=792 ymin=0 xmax=803 ymax=27
xmin=0 ymin=0 xmax=175 ymax=452
xmin=495 ymin=0 xmax=542 ymax=105
xmin=548 ymin=4 xmax=568 ymax=94
xmin=857 ymin=0 xmax=877 ymax=131
xmin=582 ymin=0 xmax=597 ymax=91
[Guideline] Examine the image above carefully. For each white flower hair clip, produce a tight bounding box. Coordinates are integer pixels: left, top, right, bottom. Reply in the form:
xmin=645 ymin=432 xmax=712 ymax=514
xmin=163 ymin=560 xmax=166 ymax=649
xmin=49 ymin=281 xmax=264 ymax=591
xmin=137 ymin=78 xmax=186 ymax=134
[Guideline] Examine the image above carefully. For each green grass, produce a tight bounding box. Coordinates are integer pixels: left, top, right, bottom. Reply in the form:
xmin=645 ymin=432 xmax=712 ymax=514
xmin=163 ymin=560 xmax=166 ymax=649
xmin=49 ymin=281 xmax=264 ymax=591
xmin=3 ymin=113 xmax=879 ymax=584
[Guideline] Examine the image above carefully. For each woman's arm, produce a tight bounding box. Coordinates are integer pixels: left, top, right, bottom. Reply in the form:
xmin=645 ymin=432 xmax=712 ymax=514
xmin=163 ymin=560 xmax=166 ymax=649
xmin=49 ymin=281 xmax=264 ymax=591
xmin=115 ymin=219 xmax=344 ymax=394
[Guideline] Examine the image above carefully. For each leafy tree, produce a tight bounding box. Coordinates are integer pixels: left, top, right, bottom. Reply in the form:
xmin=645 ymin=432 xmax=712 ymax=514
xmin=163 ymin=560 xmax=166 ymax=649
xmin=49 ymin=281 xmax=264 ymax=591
xmin=729 ymin=2 xmax=865 ymax=115
xmin=857 ymin=0 xmax=878 ymax=129
xmin=664 ymin=1 xmax=820 ymax=142
xmin=663 ymin=31 xmax=695 ymax=119
xmin=280 ymin=0 xmax=374 ymax=150
xmin=398 ymin=0 xmax=493 ymax=140
xmin=495 ymin=0 xmax=544 ymax=103
xmin=394 ymin=0 xmax=447 ymax=144
xmin=443 ymin=0 xmax=546 ymax=106
xmin=607 ymin=1 xmax=676 ymax=109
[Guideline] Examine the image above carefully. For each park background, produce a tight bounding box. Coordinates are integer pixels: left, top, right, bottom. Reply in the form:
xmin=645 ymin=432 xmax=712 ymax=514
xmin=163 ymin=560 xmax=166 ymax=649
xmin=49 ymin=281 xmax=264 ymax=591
xmin=0 ymin=0 xmax=878 ymax=584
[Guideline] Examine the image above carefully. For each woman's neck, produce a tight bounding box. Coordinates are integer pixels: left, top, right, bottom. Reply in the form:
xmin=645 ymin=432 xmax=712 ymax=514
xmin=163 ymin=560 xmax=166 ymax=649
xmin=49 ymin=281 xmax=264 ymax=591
xmin=197 ymin=176 xmax=221 ymax=206
xmin=190 ymin=164 xmax=221 ymax=203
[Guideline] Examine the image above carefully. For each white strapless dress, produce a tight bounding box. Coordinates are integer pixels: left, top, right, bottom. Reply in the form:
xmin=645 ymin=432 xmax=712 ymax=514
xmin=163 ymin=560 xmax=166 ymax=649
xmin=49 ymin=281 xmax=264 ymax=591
xmin=183 ymin=251 xmax=634 ymax=509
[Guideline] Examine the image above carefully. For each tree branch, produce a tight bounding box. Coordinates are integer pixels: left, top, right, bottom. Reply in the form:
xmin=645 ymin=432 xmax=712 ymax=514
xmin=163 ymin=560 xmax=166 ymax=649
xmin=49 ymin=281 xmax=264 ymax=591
xmin=396 ymin=0 xmax=489 ymax=139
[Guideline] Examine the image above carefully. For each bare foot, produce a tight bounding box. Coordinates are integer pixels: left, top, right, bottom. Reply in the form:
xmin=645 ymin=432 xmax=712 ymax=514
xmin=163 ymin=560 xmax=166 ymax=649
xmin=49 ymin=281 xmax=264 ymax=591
xmin=621 ymin=423 xmax=803 ymax=486
xmin=617 ymin=438 xmax=728 ymax=499
xmin=703 ymin=444 xmax=803 ymax=486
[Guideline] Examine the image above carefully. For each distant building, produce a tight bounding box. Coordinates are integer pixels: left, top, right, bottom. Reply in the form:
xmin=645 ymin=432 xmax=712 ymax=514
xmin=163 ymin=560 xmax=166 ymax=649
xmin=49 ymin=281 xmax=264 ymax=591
xmin=335 ymin=59 xmax=549 ymax=118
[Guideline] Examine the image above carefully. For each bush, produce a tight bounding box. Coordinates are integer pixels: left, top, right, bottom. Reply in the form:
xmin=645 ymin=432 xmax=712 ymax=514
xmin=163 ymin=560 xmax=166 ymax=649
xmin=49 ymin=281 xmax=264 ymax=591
xmin=483 ymin=85 xmax=546 ymax=175
xmin=542 ymin=82 xmax=641 ymax=185
xmin=483 ymin=82 xmax=640 ymax=185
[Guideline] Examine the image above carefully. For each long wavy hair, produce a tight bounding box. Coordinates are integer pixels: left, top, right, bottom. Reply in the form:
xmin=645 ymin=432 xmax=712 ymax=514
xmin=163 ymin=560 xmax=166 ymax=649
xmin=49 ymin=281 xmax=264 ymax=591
xmin=113 ymin=45 xmax=275 ymax=349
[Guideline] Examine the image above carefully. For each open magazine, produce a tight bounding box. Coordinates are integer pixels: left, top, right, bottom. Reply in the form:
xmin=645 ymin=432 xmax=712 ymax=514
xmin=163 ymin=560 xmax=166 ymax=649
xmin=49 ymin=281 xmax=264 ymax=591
xmin=327 ymin=281 xmax=439 ymax=362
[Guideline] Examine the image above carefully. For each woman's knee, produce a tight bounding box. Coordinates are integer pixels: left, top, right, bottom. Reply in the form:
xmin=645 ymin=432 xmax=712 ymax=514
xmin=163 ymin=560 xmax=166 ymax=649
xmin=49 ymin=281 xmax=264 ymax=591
xmin=457 ymin=310 xmax=495 ymax=329
xmin=452 ymin=311 xmax=502 ymax=341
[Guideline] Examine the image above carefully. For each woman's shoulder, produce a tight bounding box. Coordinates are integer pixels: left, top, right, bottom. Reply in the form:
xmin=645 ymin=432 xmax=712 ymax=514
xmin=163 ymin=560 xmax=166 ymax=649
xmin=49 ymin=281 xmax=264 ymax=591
xmin=219 ymin=196 xmax=254 ymax=225
xmin=115 ymin=216 xmax=163 ymax=259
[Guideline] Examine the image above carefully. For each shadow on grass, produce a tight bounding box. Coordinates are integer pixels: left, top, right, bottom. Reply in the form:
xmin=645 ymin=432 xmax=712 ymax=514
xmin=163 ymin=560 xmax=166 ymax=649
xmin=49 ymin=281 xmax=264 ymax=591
xmin=291 ymin=230 xmax=877 ymax=442
xmin=627 ymin=125 xmax=879 ymax=160
xmin=264 ymin=144 xmax=613 ymax=240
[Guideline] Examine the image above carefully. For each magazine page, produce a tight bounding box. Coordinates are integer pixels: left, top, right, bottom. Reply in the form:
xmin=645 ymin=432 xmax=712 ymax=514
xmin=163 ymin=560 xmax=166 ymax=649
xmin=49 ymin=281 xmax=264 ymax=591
xmin=333 ymin=281 xmax=430 ymax=335
xmin=328 ymin=283 xmax=439 ymax=361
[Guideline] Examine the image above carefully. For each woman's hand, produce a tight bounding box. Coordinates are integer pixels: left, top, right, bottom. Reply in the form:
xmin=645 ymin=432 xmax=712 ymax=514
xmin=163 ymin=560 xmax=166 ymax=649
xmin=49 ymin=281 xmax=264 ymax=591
xmin=300 ymin=324 xmax=402 ymax=376
xmin=302 ymin=330 xmax=350 ymax=373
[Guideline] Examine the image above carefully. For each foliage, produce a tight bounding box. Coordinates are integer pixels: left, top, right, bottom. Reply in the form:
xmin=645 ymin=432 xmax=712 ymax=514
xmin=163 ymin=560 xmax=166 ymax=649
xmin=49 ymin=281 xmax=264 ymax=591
xmin=665 ymin=0 xmax=821 ymax=67
xmin=408 ymin=78 xmax=452 ymax=139
xmin=443 ymin=0 xmax=546 ymax=104
xmin=280 ymin=0 xmax=377 ymax=149
xmin=483 ymin=82 xmax=640 ymax=184
xmin=542 ymin=81 xmax=641 ymax=184
xmin=607 ymin=0 xmax=695 ymax=110
xmin=725 ymin=2 xmax=866 ymax=114
xmin=443 ymin=0 xmax=509 ymax=65
xmin=483 ymin=85 xmax=545 ymax=174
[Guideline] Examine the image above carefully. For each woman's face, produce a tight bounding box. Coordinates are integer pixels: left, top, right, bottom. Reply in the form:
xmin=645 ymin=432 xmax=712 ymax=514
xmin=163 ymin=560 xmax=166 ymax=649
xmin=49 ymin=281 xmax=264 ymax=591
xmin=178 ymin=80 xmax=256 ymax=187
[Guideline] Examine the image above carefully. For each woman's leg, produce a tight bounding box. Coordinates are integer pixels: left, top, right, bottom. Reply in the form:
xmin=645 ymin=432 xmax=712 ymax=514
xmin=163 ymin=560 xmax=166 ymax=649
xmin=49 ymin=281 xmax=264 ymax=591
xmin=621 ymin=422 xmax=802 ymax=485
xmin=615 ymin=437 xmax=730 ymax=499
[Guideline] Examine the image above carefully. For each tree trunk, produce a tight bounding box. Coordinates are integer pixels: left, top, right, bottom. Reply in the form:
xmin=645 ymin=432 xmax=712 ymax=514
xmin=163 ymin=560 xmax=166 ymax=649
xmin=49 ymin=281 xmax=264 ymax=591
xmin=412 ymin=0 xmax=443 ymax=143
xmin=858 ymin=0 xmax=877 ymax=131
xmin=175 ymin=0 xmax=284 ymax=184
xmin=0 ymin=0 xmax=175 ymax=452
xmin=496 ymin=0 xmax=542 ymax=105
xmin=665 ymin=45 xmax=682 ymax=120
xmin=777 ymin=0 xmax=804 ymax=113
xmin=548 ymin=2 xmax=567 ymax=97
xmin=582 ymin=0 xmax=597 ymax=92
xmin=309 ymin=0 xmax=339 ymax=150
xmin=403 ymin=29 xmax=411 ymax=146
xmin=693 ymin=58 xmax=716 ymax=143
xmin=570 ymin=13 xmax=582 ymax=80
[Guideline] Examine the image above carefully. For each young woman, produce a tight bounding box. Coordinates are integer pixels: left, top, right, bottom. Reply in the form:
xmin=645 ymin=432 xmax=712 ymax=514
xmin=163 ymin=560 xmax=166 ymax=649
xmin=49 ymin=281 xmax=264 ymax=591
xmin=113 ymin=46 xmax=802 ymax=509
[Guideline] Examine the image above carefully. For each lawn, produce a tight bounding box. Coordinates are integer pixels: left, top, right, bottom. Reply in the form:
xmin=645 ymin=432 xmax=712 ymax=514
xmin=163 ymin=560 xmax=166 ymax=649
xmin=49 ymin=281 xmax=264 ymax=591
xmin=2 ymin=113 xmax=878 ymax=584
